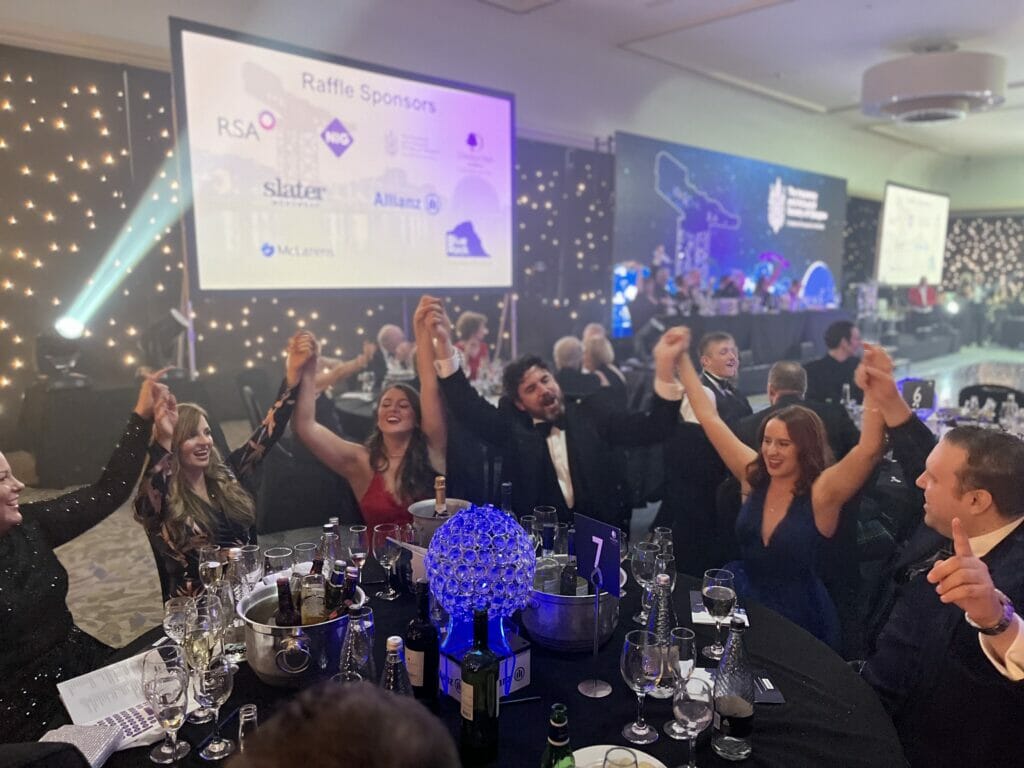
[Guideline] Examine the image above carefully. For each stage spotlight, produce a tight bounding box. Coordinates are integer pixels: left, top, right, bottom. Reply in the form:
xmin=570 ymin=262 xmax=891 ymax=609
xmin=945 ymin=299 xmax=960 ymax=315
xmin=35 ymin=333 xmax=89 ymax=390
xmin=139 ymin=308 xmax=190 ymax=370
xmin=54 ymin=315 xmax=85 ymax=339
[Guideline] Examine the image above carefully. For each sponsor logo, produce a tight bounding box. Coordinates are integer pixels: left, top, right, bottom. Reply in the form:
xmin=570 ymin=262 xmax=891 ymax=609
xmin=217 ymin=109 xmax=276 ymax=140
xmin=424 ymin=194 xmax=441 ymax=216
xmin=259 ymin=242 xmax=334 ymax=259
xmin=767 ymin=177 xmax=829 ymax=233
xmin=466 ymin=132 xmax=484 ymax=151
xmin=446 ymin=221 xmax=488 ymax=258
xmin=321 ymin=118 xmax=354 ymax=157
xmin=263 ymin=177 xmax=327 ymax=206
xmin=261 ymin=242 xmax=275 ymax=258
xmin=372 ymin=191 xmax=441 ymax=215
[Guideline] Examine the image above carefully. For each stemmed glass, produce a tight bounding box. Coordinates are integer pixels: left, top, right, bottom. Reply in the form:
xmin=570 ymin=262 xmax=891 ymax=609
xmin=372 ymin=523 xmax=402 ymax=600
xmin=630 ymin=542 xmax=659 ymax=625
xmin=651 ymin=526 xmax=674 ymax=557
xmin=237 ymin=544 xmax=262 ymax=591
xmin=519 ymin=515 xmax=537 ymax=553
xmin=197 ymin=545 xmax=223 ymax=591
xmin=619 ymin=629 xmax=660 ymax=745
xmin=701 ymin=568 xmax=736 ymax=661
xmin=262 ymin=547 xmax=293 ymax=580
xmin=162 ymin=597 xmax=197 ymax=645
xmin=665 ymin=676 xmax=714 ymax=767
xmin=668 ymin=627 xmax=696 ymax=683
xmin=292 ymin=542 xmax=318 ymax=570
xmin=141 ymin=646 xmax=190 ymax=764
xmin=183 ymin=613 xmax=219 ymax=725
xmin=195 ymin=655 xmax=235 ymax=761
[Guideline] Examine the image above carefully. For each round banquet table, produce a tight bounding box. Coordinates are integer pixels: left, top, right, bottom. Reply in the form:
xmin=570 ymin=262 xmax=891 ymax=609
xmin=87 ymin=574 xmax=905 ymax=768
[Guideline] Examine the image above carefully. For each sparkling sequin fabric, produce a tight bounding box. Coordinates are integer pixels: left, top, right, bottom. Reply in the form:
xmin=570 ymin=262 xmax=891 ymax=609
xmin=0 ymin=413 xmax=151 ymax=742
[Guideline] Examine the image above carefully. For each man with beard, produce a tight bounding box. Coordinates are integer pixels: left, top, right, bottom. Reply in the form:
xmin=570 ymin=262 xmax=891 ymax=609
xmin=415 ymin=296 xmax=686 ymax=526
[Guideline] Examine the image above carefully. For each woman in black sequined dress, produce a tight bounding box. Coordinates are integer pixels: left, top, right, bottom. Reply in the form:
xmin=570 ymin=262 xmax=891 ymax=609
xmin=0 ymin=374 xmax=166 ymax=743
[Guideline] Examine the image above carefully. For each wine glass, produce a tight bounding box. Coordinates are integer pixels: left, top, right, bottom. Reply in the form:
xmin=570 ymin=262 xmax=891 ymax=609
xmin=372 ymin=524 xmax=402 ymax=600
xmin=630 ymin=542 xmax=659 ymax=625
xmin=651 ymin=526 xmax=674 ymax=557
xmin=195 ymin=655 xmax=235 ymax=761
xmin=262 ymin=546 xmax=293 ymax=580
xmin=665 ymin=676 xmax=713 ymax=767
xmin=183 ymin=613 xmax=218 ymax=725
xmin=533 ymin=506 xmax=557 ymax=553
xmin=237 ymin=544 xmax=262 ymax=590
xmin=198 ymin=545 xmax=223 ymax=591
xmin=669 ymin=627 xmax=696 ymax=683
xmin=237 ymin=704 xmax=258 ymax=753
xmin=141 ymin=649 xmax=190 ymax=765
xmin=701 ymin=568 xmax=736 ymax=661
xmin=347 ymin=525 xmax=370 ymax=593
xmin=291 ymin=542 xmax=318 ymax=570
xmin=162 ymin=597 xmax=197 ymax=645
xmin=519 ymin=515 xmax=537 ymax=552
xmin=619 ymin=629 xmax=660 ymax=745
xmin=603 ymin=747 xmax=639 ymax=768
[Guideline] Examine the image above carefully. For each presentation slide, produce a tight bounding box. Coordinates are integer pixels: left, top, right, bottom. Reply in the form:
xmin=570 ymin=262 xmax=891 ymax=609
xmin=170 ymin=20 xmax=514 ymax=292
xmin=876 ymin=183 xmax=949 ymax=286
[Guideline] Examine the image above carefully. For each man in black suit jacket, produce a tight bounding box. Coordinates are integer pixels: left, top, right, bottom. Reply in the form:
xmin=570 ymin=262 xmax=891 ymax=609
xmin=804 ymin=319 xmax=863 ymax=405
xmin=734 ymin=360 xmax=863 ymax=655
xmin=417 ymin=296 xmax=688 ymax=527
xmin=552 ymin=335 xmax=603 ymax=399
xmin=858 ymin=360 xmax=1024 ymax=767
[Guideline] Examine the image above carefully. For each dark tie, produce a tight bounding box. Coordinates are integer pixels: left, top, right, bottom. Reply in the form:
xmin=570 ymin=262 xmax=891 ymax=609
xmin=899 ymin=542 xmax=953 ymax=584
xmin=534 ymin=415 xmax=568 ymax=438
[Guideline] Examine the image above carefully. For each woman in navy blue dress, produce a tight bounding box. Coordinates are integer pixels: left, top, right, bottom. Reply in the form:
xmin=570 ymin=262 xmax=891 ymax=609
xmin=676 ymin=329 xmax=886 ymax=648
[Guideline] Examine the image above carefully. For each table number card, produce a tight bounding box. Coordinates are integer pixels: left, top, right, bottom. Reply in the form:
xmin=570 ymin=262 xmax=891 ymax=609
xmin=572 ymin=513 xmax=621 ymax=597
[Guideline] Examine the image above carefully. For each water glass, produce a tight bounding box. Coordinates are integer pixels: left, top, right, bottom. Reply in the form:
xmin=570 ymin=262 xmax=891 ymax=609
xmin=533 ymin=505 xmax=557 ymax=550
xmin=163 ymin=597 xmax=197 ymax=645
xmin=291 ymin=542 xmax=318 ymax=568
xmin=651 ymin=526 xmax=674 ymax=556
xmin=630 ymin=542 xmax=660 ymax=625
xmin=619 ymin=629 xmax=660 ymax=745
xmin=237 ymin=704 xmax=258 ymax=753
xmin=603 ymin=747 xmax=639 ymax=768
xmin=262 ymin=547 xmax=293 ymax=580
xmin=519 ymin=515 xmax=537 ymax=552
xmin=195 ymin=655 xmax=235 ymax=761
xmin=664 ymin=676 xmax=714 ymax=767
xmin=669 ymin=627 xmax=696 ymax=683
xmin=554 ymin=522 xmax=569 ymax=555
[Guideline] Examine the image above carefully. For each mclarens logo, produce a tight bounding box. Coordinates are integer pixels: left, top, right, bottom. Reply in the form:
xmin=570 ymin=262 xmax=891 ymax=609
xmin=262 ymin=178 xmax=327 ymax=206
xmin=217 ymin=109 xmax=276 ymax=140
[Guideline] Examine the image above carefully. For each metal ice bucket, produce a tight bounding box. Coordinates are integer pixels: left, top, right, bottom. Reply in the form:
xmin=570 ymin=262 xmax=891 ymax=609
xmin=520 ymin=589 xmax=620 ymax=652
xmin=408 ymin=497 xmax=471 ymax=546
xmin=237 ymin=581 xmax=365 ymax=688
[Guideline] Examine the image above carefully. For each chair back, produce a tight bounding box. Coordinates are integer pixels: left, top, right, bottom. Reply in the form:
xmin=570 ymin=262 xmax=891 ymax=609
xmin=240 ymin=384 xmax=263 ymax=431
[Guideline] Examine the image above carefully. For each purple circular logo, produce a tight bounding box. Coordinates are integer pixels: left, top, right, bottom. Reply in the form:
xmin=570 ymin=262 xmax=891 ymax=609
xmin=258 ymin=110 xmax=276 ymax=131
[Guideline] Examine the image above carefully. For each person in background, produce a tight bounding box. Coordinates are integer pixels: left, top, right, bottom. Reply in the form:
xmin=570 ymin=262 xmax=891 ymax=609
xmin=908 ymin=276 xmax=937 ymax=311
xmin=713 ymin=272 xmax=742 ymax=299
xmin=314 ymin=341 xmax=376 ymax=395
xmin=780 ymin=279 xmax=805 ymax=311
xmin=583 ymin=334 xmax=628 ymax=406
xmin=454 ymin=310 xmax=491 ymax=381
xmin=231 ymin=681 xmax=459 ymax=768
xmin=369 ymin=323 xmax=414 ymax=385
xmin=804 ymin=320 xmax=864 ymax=405
xmin=582 ymin=321 xmax=607 ymax=342
xmin=1 ymin=372 xmax=167 ymax=742
xmin=290 ymin=326 xmax=445 ymax=529
xmin=857 ymin=356 xmax=1024 ymax=767
xmin=676 ymin=327 xmax=886 ymax=647
xmin=553 ymin=335 xmax=602 ymax=398
xmin=134 ymin=348 xmax=309 ymax=599
xmin=692 ymin=331 xmax=752 ymax=425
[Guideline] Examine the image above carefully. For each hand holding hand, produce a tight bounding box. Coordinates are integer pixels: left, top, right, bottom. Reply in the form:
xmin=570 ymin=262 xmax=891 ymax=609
xmin=287 ymin=331 xmax=318 ymax=385
xmin=415 ymin=295 xmax=453 ymax=357
xmin=653 ymin=326 xmax=690 ymax=382
xmin=927 ymin=517 xmax=1004 ymax=627
xmin=134 ymin=366 xmax=172 ymax=420
xmin=154 ymin=392 xmax=178 ymax=449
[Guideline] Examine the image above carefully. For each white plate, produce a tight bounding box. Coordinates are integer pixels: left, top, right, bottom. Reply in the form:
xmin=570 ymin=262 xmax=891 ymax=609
xmin=572 ymin=745 xmax=667 ymax=768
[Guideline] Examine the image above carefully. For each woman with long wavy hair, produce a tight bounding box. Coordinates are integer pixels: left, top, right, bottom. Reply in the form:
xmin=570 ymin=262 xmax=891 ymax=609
xmin=290 ymin=325 xmax=446 ymax=529
xmin=675 ymin=327 xmax=887 ymax=648
xmin=135 ymin=349 xmax=309 ymax=599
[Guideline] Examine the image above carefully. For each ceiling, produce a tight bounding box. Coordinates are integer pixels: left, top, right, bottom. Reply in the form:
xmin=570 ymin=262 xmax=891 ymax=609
xmin=481 ymin=0 xmax=1024 ymax=157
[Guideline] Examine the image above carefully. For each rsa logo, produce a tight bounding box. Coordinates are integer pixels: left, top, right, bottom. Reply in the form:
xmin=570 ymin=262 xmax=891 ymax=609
xmin=217 ymin=109 xmax=276 ymax=140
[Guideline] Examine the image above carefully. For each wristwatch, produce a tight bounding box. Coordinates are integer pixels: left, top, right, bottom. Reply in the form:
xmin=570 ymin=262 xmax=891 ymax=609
xmin=966 ymin=591 xmax=1016 ymax=636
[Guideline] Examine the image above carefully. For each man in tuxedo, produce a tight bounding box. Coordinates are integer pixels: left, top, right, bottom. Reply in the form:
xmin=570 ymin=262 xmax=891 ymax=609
xmin=805 ymin=320 xmax=863 ymax=405
xmin=693 ymin=331 xmax=753 ymax=424
xmin=734 ymin=360 xmax=862 ymax=655
xmin=859 ymin=360 xmax=1024 ymax=767
xmin=552 ymin=336 xmax=602 ymax=399
xmin=416 ymin=296 xmax=687 ymax=527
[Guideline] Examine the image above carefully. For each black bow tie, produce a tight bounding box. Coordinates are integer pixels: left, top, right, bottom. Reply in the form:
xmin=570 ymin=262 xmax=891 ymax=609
xmin=535 ymin=416 xmax=568 ymax=437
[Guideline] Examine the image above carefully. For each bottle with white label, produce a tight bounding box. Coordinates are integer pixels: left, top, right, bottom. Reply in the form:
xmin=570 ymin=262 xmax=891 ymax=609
xmin=460 ymin=607 xmax=499 ymax=766
xmin=404 ymin=578 xmax=439 ymax=708
xmin=379 ymin=636 xmax=413 ymax=696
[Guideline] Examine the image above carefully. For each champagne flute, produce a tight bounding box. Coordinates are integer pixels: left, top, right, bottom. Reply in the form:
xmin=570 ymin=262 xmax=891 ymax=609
xmin=197 ymin=545 xmax=223 ymax=590
xmin=195 ymin=655 xmax=235 ymax=761
xmin=619 ymin=629 xmax=660 ymax=745
xmin=184 ymin=614 xmax=218 ymax=725
xmin=141 ymin=659 xmax=190 ymax=765
xmin=630 ymin=542 xmax=659 ymax=625
xmin=669 ymin=627 xmax=696 ymax=682
xmin=162 ymin=597 xmax=197 ymax=645
xmin=372 ymin=523 xmax=401 ymax=600
xmin=665 ymin=676 xmax=714 ymax=767
xmin=701 ymin=568 xmax=736 ymax=661
xmin=347 ymin=525 xmax=370 ymax=594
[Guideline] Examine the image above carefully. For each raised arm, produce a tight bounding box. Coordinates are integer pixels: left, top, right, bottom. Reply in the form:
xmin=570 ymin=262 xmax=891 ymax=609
xmin=811 ymin=344 xmax=888 ymax=533
xmin=413 ymin=297 xmax=448 ymax=471
xmin=676 ymin=328 xmax=758 ymax=486
xmin=287 ymin=332 xmax=373 ymax=494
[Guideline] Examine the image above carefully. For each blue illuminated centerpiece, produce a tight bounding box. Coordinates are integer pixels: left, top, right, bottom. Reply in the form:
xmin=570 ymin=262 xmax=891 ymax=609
xmin=424 ymin=504 xmax=535 ymax=657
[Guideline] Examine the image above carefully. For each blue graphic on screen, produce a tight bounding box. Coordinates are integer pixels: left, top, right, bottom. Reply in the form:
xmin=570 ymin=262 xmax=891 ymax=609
xmin=446 ymin=221 xmax=488 ymax=257
xmin=611 ymin=131 xmax=847 ymax=335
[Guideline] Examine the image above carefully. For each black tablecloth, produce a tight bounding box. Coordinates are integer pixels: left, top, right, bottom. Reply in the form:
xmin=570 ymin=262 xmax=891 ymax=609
xmin=91 ymin=574 xmax=903 ymax=768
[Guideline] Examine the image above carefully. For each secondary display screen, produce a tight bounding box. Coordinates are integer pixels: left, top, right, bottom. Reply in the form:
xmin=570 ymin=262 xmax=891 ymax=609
xmin=876 ymin=183 xmax=950 ymax=286
xmin=170 ymin=19 xmax=514 ymax=292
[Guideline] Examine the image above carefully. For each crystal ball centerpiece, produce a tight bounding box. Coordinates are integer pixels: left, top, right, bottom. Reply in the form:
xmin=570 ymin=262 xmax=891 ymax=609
xmin=425 ymin=504 xmax=535 ymax=656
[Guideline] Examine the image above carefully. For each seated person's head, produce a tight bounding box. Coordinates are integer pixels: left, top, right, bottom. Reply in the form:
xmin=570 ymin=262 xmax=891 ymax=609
xmin=919 ymin=427 xmax=1024 ymax=538
xmin=767 ymin=361 xmax=807 ymax=402
xmin=230 ymin=681 xmax=460 ymax=768
xmin=502 ymin=355 xmax=563 ymax=422
xmin=582 ymin=322 xmax=606 ymax=342
xmin=0 ymin=450 xmax=26 ymax=537
xmin=376 ymin=324 xmax=406 ymax=355
xmin=699 ymin=332 xmax=739 ymax=379
xmin=749 ymin=405 xmax=832 ymax=495
xmin=823 ymin=321 xmax=861 ymax=357
xmin=553 ymin=336 xmax=584 ymax=372
xmin=584 ymin=335 xmax=615 ymax=370
xmin=456 ymin=311 xmax=488 ymax=343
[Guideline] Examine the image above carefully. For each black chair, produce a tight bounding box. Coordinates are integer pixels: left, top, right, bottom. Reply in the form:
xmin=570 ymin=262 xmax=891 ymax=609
xmin=958 ymin=383 xmax=1024 ymax=420
xmin=240 ymin=384 xmax=263 ymax=432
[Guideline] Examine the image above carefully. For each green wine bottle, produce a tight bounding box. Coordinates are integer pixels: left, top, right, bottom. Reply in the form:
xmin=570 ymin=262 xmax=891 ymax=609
xmin=460 ymin=607 xmax=500 ymax=765
xmin=539 ymin=703 xmax=575 ymax=768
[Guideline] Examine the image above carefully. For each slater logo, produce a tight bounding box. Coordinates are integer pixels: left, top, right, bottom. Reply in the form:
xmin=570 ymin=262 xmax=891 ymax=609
xmin=217 ymin=109 xmax=276 ymax=140
xmin=263 ymin=177 xmax=327 ymax=206
xmin=321 ymin=118 xmax=354 ymax=158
